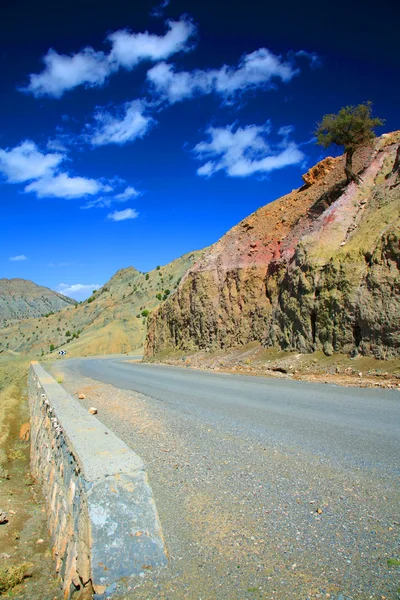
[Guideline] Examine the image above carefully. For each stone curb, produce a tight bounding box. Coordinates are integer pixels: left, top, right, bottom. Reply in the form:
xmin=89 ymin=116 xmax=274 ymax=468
xmin=29 ymin=362 xmax=167 ymax=598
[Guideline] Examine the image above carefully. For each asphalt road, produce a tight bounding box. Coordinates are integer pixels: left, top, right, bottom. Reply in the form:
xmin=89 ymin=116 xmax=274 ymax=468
xmin=58 ymin=357 xmax=400 ymax=599
xmin=65 ymin=357 xmax=400 ymax=474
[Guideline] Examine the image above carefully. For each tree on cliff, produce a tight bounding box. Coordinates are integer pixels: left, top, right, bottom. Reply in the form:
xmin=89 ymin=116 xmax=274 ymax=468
xmin=315 ymin=101 xmax=384 ymax=183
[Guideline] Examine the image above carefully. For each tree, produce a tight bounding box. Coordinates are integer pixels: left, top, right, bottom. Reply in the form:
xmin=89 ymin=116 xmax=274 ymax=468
xmin=315 ymin=102 xmax=384 ymax=183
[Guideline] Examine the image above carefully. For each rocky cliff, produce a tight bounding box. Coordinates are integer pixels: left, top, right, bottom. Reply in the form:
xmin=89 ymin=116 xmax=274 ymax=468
xmin=145 ymin=131 xmax=400 ymax=360
xmin=0 ymin=279 xmax=75 ymax=328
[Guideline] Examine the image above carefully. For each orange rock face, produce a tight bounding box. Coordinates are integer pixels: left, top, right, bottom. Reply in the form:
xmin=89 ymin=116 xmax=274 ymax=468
xmin=301 ymin=156 xmax=339 ymax=187
xmin=19 ymin=422 xmax=30 ymax=441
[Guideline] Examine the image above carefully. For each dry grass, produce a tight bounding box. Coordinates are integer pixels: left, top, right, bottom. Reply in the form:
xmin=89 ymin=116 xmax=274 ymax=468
xmin=53 ymin=372 xmax=64 ymax=384
xmin=0 ymin=562 xmax=32 ymax=594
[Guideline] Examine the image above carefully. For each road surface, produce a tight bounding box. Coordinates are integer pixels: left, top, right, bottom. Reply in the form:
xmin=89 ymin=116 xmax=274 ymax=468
xmin=57 ymin=357 xmax=400 ymax=599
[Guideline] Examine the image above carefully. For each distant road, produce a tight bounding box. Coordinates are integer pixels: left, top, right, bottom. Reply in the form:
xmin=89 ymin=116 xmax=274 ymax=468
xmin=60 ymin=356 xmax=400 ymax=599
xmin=65 ymin=356 xmax=399 ymax=473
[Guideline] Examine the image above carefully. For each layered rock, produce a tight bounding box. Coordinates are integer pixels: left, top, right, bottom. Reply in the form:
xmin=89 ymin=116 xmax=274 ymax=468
xmin=145 ymin=131 xmax=400 ymax=360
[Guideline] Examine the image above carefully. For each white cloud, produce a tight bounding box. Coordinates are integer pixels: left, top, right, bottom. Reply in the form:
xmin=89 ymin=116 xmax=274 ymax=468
xmin=10 ymin=254 xmax=27 ymax=261
xmin=21 ymin=48 xmax=111 ymax=98
xmin=114 ymin=186 xmax=141 ymax=200
xmin=0 ymin=140 xmax=115 ymax=200
xmin=108 ymin=18 xmax=195 ymax=69
xmin=107 ymin=208 xmax=139 ymax=221
xmin=147 ymin=48 xmax=298 ymax=104
xmin=193 ymin=123 xmax=304 ymax=177
xmin=89 ymin=100 xmax=155 ymax=146
xmin=25 ymin=173 xmax=109 ymax=198
xmin=58 ymin=283 xmax=101 ymax=301
xmin=0 ymin=141 xmax=63 ymax=183
xmin=20 ymin=18 xmax=195 ymax=98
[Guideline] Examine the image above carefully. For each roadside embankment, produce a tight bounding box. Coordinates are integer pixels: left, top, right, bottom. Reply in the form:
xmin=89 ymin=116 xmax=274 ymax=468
xmin=28 ymin=362 xmax=167 ymax=598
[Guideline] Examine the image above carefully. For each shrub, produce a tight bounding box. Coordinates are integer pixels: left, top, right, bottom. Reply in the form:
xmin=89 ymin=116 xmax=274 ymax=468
xmin=87 ymin=296 xmax=94 ymax=303
xmin=145 ymin=274 xmax=149 ymax=280
xmin=50 ymin=344 xmax=55 ymax=352
xmin=141 ymin=309 xmax=149 ymax=317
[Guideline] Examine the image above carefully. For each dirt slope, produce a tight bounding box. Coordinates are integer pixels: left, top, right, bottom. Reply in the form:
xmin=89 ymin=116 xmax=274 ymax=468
xmin=145 ymin=131 xmax=400 ymax=360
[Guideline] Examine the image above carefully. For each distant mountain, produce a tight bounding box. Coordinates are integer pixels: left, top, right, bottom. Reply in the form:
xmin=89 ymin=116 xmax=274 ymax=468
xmin=0 ymin=278 xmax=76 ymax=328
xmin=145 ymin=130 xmax=400 ymax=360
xmin=0 ymin=250 xmax=203 ymax=356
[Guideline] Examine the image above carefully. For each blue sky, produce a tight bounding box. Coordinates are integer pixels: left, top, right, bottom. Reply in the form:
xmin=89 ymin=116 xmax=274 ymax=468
xmin=1 ymin=0 xmax=398 ymax=299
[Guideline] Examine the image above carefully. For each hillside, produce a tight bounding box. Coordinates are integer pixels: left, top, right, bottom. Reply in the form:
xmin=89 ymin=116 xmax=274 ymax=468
xmin=0 ymin=278 xmax=75 ymax=328
xmin=145 ymin=131 xmax=400 ymax=361
xmin=0 ymin=251 xmax=202 ymax=358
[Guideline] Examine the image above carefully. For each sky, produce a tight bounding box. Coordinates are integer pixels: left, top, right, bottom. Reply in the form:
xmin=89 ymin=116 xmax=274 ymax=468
xmin=1 ymin=0 xmax=398 ymax=300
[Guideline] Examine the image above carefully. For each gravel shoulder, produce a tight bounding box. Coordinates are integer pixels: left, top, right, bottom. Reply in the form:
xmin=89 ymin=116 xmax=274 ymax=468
xmin=53 ymin=361 xmax=400 ymax=600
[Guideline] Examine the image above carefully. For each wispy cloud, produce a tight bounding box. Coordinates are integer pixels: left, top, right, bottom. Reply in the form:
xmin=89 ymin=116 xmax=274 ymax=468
xmin=294 ymin=50 xmax=320 ymax=68
xmin=150 ymin=0 xmax=170 ymax=17
xmin=89 ymin=100 xmax=155 ymax=146
xmin=9 ymin=254 xmax=27 ymax=261
xmin=147 ymin=48 xmax=300 ymax=104
xmin=49 ymin=262 xmax=73 ymax=267
xmin=80 ymin=196 xmax=115 ymax=209
xmin=81 ymin=186 xmax=142 ymax=209
xmin=193 ymin=122 xmax=304 ymax=177
xmin=24 ymin=173 xmax=110 ymax=199
xmin=20 ymin=17 xmax=196 ymax=98
xmin=107 ymin=208 xmax=139 ymax=221
xmin=114 ymin=186 xmax=141 ymax=200
xmin=58 ymin=283 xmax=101 ymax=300
xmin=0 ymin=141 xmax=63 ymax=183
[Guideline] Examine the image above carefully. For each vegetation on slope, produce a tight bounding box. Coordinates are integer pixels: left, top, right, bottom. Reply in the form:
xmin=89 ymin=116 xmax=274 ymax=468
xmin=0 ymin=250 xmax=202 ymax=358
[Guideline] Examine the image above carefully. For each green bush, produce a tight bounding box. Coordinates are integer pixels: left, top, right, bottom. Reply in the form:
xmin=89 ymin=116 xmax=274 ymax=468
xmin=50 ymin=344 xmax=55 ymax=352
xmin=87 ymin=296 xmax=94 ymax=303
xmin=141 ymin=309 xmax=149 ymax=318
xmin=145 ymin=273 xmax=149 ymax=280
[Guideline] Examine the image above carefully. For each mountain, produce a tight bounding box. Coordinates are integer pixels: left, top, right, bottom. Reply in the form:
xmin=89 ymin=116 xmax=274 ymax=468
xmin=0 ymin=278 xmax=75 ymax=328
xmin=0 ymin=251 xmax=202 ymax=357
xmin=145 ymin=131 xmax=400 ymax=360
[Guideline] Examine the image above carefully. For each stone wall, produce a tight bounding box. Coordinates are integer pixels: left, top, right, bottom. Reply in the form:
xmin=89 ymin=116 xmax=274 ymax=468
xmin=29 ymin=362 xmax=167 ymax=599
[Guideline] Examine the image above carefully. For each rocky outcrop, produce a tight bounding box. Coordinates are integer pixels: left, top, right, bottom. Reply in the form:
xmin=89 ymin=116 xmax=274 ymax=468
xmin=145 ymin=131 xmax=400 ymax=360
